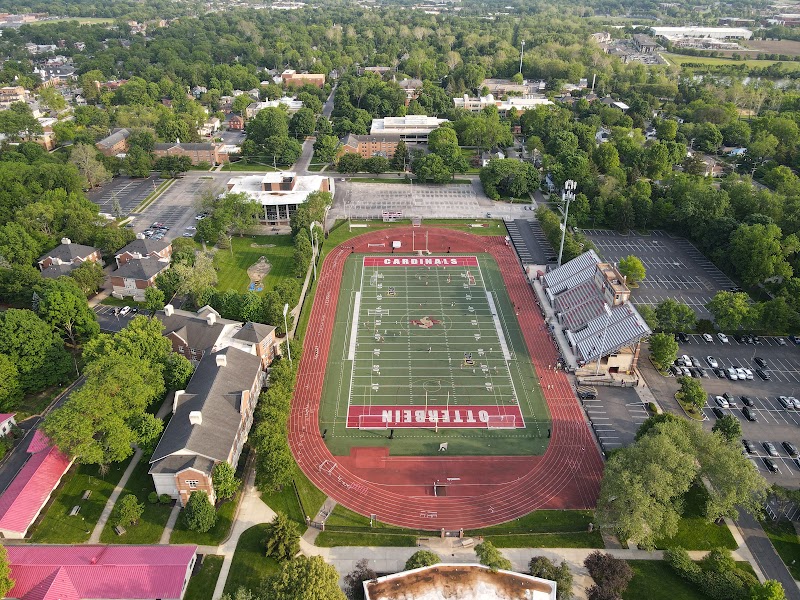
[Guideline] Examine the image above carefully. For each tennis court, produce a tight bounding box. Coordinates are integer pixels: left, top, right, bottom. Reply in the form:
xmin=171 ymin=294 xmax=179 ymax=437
xmin=319 ymin=253 xmax=550 ymax=457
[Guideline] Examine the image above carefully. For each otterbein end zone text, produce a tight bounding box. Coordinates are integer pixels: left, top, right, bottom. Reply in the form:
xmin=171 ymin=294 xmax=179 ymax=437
xmin=347 ymin=405 xmax=525 ymax=428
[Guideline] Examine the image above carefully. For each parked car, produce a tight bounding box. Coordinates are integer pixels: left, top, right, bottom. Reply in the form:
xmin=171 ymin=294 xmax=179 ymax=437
xmin=742 ymin=439 xmax=756 ymax=454
xmin=681 ymin=366 xmax=692 ymax=377
xmin=713 ymin=368 xmax=726 ymax=378
xmin=726 ymin=367 xmax=738 ymax=380
xmin=779 ymin=396 xmax=793 ymax=409
xmin=778 ymin=338 xmax=787 ymax=346
xmin=706 ymin=356 xmax=719 ymax=368
xmin=783 ymin=441 xmax=799 ymax=457
xmin=793 ymin=398 xmax=800 ymax=410
xmin=689 ymin=367 xmax=701 ymax=378
xmin=681 ymin=354 xmax=691 ymax=366
xmin=714 ymin=396 xmax=729 ymax=408
xmin=753 ymin=336 xmax=762 ymax=345
xmin=119 ymin=306 xmax=131 ymax=317
xmin=702 ymin=333 xmax=713 ymax=343
xmin=740 ymin=396 xmax=754 ymax=407
xmin=678 ymin=332 xmax=690 ymax=343
xmin=734 ymin=335 xmax=745 ymax=344
xmin=712 ymin=407 xmax=726 ymax=419
xmin=754 ymin=357 xmax=768 ymax=368
xmin=789 ymin=335 xmax=800 ymax=345
xmin=699 ymin=369 xmax=709 ymax=378
xmin=763 ymin=457 xmax=780 ymax=473
xmin=670 ymin=365 xmax=681 ymax=376
xmin=756 ymin=369 xmax=771 ymax=381
xmin=577 ymin=386 xmax=598 ymax=400
xmin=736 ymin=368 xmax=748 ymax=380
xmin=717 ymin=333 xmax=730 ymax=343
xmin=742 ymin=407 xmax=757 ymax=422
xmin=764 ymin=441 xmax=779 ymax=457
xmin=690 ymin=356 xmax=701 ymax=368
xmin=723 ymin=392 xmax=737 ymax=407
xmin=742 ymin=368 xmax=754 ymax=381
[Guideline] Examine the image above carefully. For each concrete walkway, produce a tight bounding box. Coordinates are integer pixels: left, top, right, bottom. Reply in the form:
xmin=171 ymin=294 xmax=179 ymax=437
xmin=210 ymin=459 xmax=277 ymax=600
xmin=88 ymin=447 xmax=142 ymax=543
xmin=159 ymin=503 xmax=181 ymax=544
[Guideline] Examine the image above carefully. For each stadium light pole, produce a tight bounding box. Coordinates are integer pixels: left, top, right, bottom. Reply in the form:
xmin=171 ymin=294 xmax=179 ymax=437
xmin=557 ymin=180 xmax=577 ymax=266
xmin=595 ymin=303 xmax=612 ymax=375
xmin=283 ymin=303 xmax=292 ymax=365
xmin=519 ymin=40 xmax=525 ymax=74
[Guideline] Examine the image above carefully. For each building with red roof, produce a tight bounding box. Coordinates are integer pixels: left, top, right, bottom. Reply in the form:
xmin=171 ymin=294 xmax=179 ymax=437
xmin=6 ymin=545 xmax=198 ymax=600
xmin=0 ymin=431 xmax=72 ymax=539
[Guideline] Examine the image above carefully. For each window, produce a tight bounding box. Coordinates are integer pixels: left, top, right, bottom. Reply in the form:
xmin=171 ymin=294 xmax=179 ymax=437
xmin=178 ymin=346 xmax=185 ymax=353
xmin=186 ymin=480 xmax=198 ymax=488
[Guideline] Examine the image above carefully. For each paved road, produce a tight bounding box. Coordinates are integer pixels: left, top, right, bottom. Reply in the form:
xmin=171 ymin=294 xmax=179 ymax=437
xmin=737 ymin=509 xmax=800 ymax=599
xmin=322 ymin=85 xmax=336 ymax=118
xmin=296 ymin=137 xmax=315 ymax=175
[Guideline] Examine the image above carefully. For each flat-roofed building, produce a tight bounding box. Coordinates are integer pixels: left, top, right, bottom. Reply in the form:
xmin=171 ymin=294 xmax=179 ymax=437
xmin=225 ymin=172 xmax=333 ymax=224
xmin=245 ymin=97 xmax=304 ymax=118
xmin=651 ymin=26 xmax=752 ymax=40
xmin=281 ymin=69 xmax=325 ymax=88
xmin=453 ymin=93 xmax=553 ymax=116
xmin=370 ymin=115 xmax=449 ymax=143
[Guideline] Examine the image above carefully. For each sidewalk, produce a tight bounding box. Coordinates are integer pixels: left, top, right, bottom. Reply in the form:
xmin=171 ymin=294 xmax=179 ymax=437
xmin=88 ymin=447 xmax=142 ymax=543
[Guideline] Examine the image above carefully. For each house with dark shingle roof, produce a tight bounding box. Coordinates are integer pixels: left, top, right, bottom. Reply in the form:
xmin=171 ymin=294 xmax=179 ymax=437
xmin=37 ymin=238 xmax=102 ymax=277
xmin=6 ymin=544 xmax=197 ymax=600
xmin=115 ymin=236 xmax=172 ymax=268
xmin=232 ymin=321 xmax=277 ymax=368
xmin=95 ymin=128 xmax=131 ymax=157
xmin=149 ymin=346 xmax=265 ymax=505
xmin=109 ymin=258 xmax=170 ymax=301
xmin=157 ymin=305 xmax=238 ymax=363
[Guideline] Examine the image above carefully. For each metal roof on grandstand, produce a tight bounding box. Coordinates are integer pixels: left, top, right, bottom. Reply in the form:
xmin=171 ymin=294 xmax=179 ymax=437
xmin=543 ymin=251 xmax=651 ymax=363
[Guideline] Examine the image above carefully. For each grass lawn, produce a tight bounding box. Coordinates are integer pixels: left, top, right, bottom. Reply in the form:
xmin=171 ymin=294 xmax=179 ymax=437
xmin=221 ymin=162 xmax=280 ymax=172
xmin=654 ymin=485 xmax=737 ymax=550
xmin=184 ymin=555 xmax=224 ymax=600
xmin=16 ymin=383 xmax=69 ymax=421
xmin=762 ymin=518 xmax=800 ymax=580
xmin=483 ymin=532 xmax=603 ymax=548
xmin=171 ymin=494 xmax=239 ymax=545
xmin=224 ymin=524 xmax=281 ymax=595
xmin=623 ymin=560 xmax=708 ymax=600
xmin=214 ymin=234 xmax=296 ymax=294
xmin=676 ymin=393 xmax=705 ymax=422
xmin=29 ymin=460 xmax=130 ymax=543
xmin=100 ymin=296 xmax=146 ymax=308
xmin=463 ymin=510 xmax=603 ymax=549
xmin=260 ymin=466 xmax=327 ymax=526
xmin=315 ymin=531 xmax=418 ymax=547
xmin=663 ymin=52 xmax=800 ymax=71
xmin=100 ymin=457 xmax=173 ymax=544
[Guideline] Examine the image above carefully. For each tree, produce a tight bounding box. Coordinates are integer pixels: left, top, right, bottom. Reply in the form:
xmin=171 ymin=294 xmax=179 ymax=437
xmin=474 ymin=541 xmax=511 ymax=571
xmin=529 ymin=556 xmax=573 ymax=600
xmin=618 ymin=255 xmax=646 ymax=285
xmin=344 ymin=558 xmax=377 ymax=600
xmin=212 ymin=462 xmax=240 ymax=501
xmin=125 ymin=146 xmax=153 ymax=178
xmin=183 ymin=491 xmax=217 ymax=532
xmin=391 ymin=140 xmax=410 ymax=171
xmin=337 ymin=153 xmax=363 ymax=173
xmin=263 ymin=511 xmax=300 ymax=561
xmin=37 ymin=277 xmax=100 ymax=347
xmin=678 ymin=376 xmax=707 ymax=412
xmin=637 ymin=305 xmax=658 ymax=330
xmin=220 ymin=588 xmax=254 ymax=600
xmin=39 ymin=86 xmax=66 ymax=112
xmin=712 ymin=414 xmax=742 ymax=444
xmin=173 ymin=252 xmax=217 ymax=303
xmin=254 ymin=426 xmax=294 ymax=490
xmin=164 ymin=352 xmax=194 ymax=391
xmin=479 ymin=159 xmax=540 ymax=200
xmin=313 ymin=135 xmax=339 ymax=163
xmin=0 ymin=354 xmax=21 ymax=411
xmin=412 ymin=153 xmax=452 ymax=184
xmin=264 ymin=556 xmax=346 ymax=600
xmin=584 ymin=552 xmax=633 ymax=599
xmin=0 ymin=309 xmax=71 ymax=392
xmin=69 ymin=261 xmax=106 ymax=297
xmin=232 ymin=94 xmax=253 ymax=116
xmin=729 ymin=223 xmax=793 ymax=286
xmin=116 ymin=493 xmax=144 ymax=527
xmin=706 ymin=292 xmax=751 ymax=331
xmin=0 ymin=545 xmax=14 ymax=599
xmin=655 ymin=299 xmax=696 ymax=333
xmin=364 ymin=156 xmax=389 ymax=174
xmin=750 ymin=581 xmax=787 ymax=600
xmin=649 ymin=333 xmax=678 ymax=371
xmin=144 ymin=286 xmax=165 ymax=316
xmin=289 ymin=107 xmax=316 ymax=138
xmin=154 ymin=155 xmax=191 ymax=178
xmin=69 ymin=144 xmax=112 ymax=189
xmin=404 ymin=550 xmax=441 ymax=571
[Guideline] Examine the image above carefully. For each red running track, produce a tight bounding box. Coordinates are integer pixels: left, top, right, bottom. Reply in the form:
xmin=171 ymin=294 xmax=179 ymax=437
xmin=288 ymin=227 xmax=604 ymax=529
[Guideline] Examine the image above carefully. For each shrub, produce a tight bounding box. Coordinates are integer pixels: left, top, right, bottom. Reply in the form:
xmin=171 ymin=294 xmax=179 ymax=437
xmin=183 ymin=491 xmax=217 ymax=533
xmin=664 ymin=546 xmax=752 ymax=600
xmin=405 ymin=550 xmax=441 ymax=571
xmin=116 ymin=494 xmax=144 ymax=528
xmin=529 ymin=556 xmax=574 ymax=600
xmin=159 ymin=494 xmax=172 ymax=505
xmin=648 ymin=402 xmax=658 ymax=413
xmin=584 ymin=551 xmax=632 ymax=598
xmin=148 ymin=492 xmax=159 ymax=504
xmin=475 ymin=541 xmax=512 ymax=571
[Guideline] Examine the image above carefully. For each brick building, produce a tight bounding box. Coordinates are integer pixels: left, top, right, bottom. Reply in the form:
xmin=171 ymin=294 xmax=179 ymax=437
xmin=110 ymin=258 xmax=170 ymax=301
xmin=115 ymin=236 xmax=172 ymax=268
xmin=280 ymin=69 xmax=325 ymax=88
xmin=38 ymin=238 xmax=102 ymax=277
xmin=95 ymin=128 xmax=131 ymax=157
xmin=153 ymin=142 xmax=228 ymax=166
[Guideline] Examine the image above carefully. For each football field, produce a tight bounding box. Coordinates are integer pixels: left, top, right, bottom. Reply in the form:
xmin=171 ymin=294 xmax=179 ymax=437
xmin=319 ymin=253 xmax=550 ymax=456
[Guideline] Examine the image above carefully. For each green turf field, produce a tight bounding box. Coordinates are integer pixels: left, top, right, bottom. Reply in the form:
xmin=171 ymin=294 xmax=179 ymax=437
xmin=319 ymin=253 xmax=550 ymax=457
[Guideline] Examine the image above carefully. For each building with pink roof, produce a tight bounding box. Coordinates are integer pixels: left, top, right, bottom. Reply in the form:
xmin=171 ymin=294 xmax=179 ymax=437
xmin=0 ymin=430 xmax=72 ymax=539
xmin=6 ymin=545 xmax=198 ymax=600
xmin=0 ymin=414 xmax=16 ymax=437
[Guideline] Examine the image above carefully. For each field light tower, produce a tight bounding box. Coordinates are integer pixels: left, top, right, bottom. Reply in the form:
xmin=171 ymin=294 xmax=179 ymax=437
xmin=557 ymin=180 xmax=577 ymax=266
xmin=519 ymin=40 xmax=525 ymax=74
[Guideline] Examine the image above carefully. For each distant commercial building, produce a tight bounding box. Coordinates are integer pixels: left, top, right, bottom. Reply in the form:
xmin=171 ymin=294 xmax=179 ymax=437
xmin=632 ymin=33 xmax=660 ymax=52
xmin=370 ymin=115 xmax=449 ymax=143
xmin=245 ymin=97 xmax=304 ymax=118
xmin=225 ymin=172 xmax=333 ymax=224
xmin=453 ymin=93 xmax=553 ymax=116
xmin=651 ymin=26 xmax=752 ymax=40
xmin=281 ymin=69 xmax=325 ymax=88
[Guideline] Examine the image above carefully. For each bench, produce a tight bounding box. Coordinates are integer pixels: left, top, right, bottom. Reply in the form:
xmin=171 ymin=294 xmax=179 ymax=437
xmin=82 ymin=490 xmax=91 ymax=500
xmin=114 ymin=525 xmax=126 ymax=536
xmin=461 ymin=538 xmax=474 ymax=547
xmin=69 ymin=506 xmax=81 ymax=516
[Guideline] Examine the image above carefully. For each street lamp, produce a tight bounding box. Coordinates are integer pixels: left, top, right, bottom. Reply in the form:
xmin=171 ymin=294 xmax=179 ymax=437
xmin=283 ymin=303 xmax=292 ymax=365
xmin=595 ymin=303 xmax=613 ymax=375
xmin=557 ymin=180 xmax=577 ymax=266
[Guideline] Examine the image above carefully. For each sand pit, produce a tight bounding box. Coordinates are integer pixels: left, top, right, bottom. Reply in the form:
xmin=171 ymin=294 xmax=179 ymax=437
xmin=250 ymin=243 xmax=276 ymax=248
xmin=247 ymin=256 xmax=271 ymax=291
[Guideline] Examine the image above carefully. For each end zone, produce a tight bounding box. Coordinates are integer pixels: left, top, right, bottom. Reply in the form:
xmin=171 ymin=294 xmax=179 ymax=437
xmin=347 ymin=405 xmax=524 ymax=428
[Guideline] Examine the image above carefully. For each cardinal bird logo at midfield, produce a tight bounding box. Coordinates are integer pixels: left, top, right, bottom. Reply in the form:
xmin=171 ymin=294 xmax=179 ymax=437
xmin=409 ymin=316 xmax=441 ymax=329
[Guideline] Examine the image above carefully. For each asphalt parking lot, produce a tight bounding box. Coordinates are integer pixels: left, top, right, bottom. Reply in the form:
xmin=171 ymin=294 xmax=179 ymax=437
xmin=580 ymin=229 xmax=736 ymax=319
xmin=88 ymin=175 xmax=163 ymax=217
xmin=93 ymin=304 xmax=137 ymax=332
xmin=580 ymin=386 xmax=649 ymax=453
xmin=640 ymin=335 xmax=800 ymax=486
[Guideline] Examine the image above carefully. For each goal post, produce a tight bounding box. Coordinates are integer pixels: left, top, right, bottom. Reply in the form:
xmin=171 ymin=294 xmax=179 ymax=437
xmin=486 ymin=414 xmax=517 ymax=429
xmin=358 ymin=414 xmax=389 ymax=430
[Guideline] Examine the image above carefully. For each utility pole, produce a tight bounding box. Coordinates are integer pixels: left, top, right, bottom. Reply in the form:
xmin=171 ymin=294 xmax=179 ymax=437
xmin=557 ymin=180 xmax=577 ymax=266
xmin=519 ymin=40 xmax=525 ymax=74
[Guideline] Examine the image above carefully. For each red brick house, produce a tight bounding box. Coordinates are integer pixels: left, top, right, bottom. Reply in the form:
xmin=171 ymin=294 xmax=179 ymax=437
xmin=153 ymin=142 xmax=228 ymax=166
xmin=232 ymin=321 xmax=277 ymax=369
xmin=95 ymin=128 xmax=131 ymax=157
xmin=38 ymin=238 xmax=102 ymax=278
xmin=149 ymin=347 xmax=265 ymax=505
xmin=114 ymin=237 xmax=172 ymax=268
xmin=110 ymin=258 xmax=170 ymax=301
xmin=228 ymin=115 xmax=244 ymax=130
xmin=281 ymin=69 xmax=325 ymax=88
